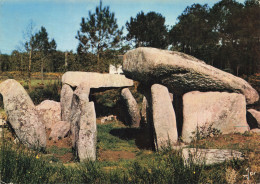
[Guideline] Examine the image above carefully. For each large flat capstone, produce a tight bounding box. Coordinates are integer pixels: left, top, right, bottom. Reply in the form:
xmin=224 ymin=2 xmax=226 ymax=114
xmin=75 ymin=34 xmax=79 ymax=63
xmin=123 ymin=47 xmax=259 ymax=104
xmin=62 ymin=72 xmax=133 ymax=88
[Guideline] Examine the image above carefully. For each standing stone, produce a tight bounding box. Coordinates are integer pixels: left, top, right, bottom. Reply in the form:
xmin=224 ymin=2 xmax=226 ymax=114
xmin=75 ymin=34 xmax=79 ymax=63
xmin=182 ymin=91 xmax=249 ymax=143
xmin=77 ymin=102 xmax=97 ymax=161
xmin=141 ymin=96 xmax=148 ymax=123
xmin=123 ymin=47 xmax=259 ymax=104
xmin=121 ymin=88 xmax=141 ymax=127
xmin=0 ymin=79 xmax=46 ymax=149
xmin=151 ymin=84 xmax=178 ymax=150
xmin=247 ymin=109 xmax=260 ymax=129
xmin=61 ymin=84 xmax=74 ymax=122
xmin=36 ymin=100 xmax=61 ymax=130
xmin=70 ymin=83 xmax=90 ymax=148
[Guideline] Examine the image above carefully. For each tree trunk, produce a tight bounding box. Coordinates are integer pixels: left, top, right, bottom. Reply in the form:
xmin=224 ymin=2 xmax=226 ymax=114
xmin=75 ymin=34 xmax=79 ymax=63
xmin=28 ymin=46 xmax=32 ymax=91
xmin=41 ymin=59 xmax=44 ymax=84
xmin=64 ymin=52 xmax=68 ymax=72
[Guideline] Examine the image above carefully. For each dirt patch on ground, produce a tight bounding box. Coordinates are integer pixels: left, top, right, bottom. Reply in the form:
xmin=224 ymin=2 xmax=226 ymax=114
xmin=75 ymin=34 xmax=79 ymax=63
xmin=98 ymin=149 xmax=136 ymax=161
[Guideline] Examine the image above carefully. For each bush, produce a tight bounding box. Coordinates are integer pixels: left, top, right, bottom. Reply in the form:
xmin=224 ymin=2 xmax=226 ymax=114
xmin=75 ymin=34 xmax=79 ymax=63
xmin=29 ymin=80 xmax=61 ymax=105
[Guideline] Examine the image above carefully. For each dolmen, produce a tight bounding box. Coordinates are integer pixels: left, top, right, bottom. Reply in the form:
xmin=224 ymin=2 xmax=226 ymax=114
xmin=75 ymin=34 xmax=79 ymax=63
xmin=123 ymin=47 xmax=259 ymax=146
xmin=61 ymin=72 xmax=134 ymax=161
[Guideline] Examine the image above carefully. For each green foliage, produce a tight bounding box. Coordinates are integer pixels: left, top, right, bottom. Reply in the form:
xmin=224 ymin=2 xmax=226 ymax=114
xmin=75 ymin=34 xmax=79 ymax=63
xmin=170 ymin=0 xmax=260 ymax=76
xmin=126 ymin=11 xmax=168 ymax=49
xmin=29 ymin=80 xmax=61 ymax=105
xmin=76 ymin=0 xmax=123 ymax=66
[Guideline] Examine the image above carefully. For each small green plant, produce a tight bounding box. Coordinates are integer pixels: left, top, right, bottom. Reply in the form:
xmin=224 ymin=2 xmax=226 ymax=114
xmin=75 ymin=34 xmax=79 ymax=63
xmin=191 ymin=123 xmax=222 ymax=142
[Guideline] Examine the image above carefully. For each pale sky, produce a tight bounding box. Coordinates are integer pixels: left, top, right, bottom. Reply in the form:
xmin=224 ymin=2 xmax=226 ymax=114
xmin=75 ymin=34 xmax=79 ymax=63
xmin=0 ymin=0 xmax=245 ymax=54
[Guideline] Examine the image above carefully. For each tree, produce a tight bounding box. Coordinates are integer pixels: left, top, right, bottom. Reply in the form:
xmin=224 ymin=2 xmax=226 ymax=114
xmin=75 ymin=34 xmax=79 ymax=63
xmin=126 ymin=11 xmax=168 ymax=49
xmin=169 ymin=4 xmax=217 ymax=63
xmin=76 ymin=0 xmax=123 ymax=65
xmin=25 ymin=26 xmax=56 ymax=83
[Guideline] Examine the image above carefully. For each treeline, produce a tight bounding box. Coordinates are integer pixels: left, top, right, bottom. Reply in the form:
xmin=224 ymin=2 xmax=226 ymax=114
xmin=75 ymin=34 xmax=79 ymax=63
xmin=0 ymin=0 xmax=259 ymax=76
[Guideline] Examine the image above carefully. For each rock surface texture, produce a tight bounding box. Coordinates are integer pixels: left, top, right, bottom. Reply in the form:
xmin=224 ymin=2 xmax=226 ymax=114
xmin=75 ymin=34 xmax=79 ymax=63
xmin=123 ymin=47 xmax=259 ymax=104
xmin=49 ymin=121 xmax=70 ymax=141
xmin=151 ymin=84 xmax=178 ymax=150
xmin=182 ymin=148 xmax=244 ymax=165
xmin=121 ymin=88 xmax=141 ymax=127
xmin=62 ymin=71 xmax=133 ymax=88
xmin=36 ymin=100 xmax=61 ymax=130
xmin=247 ymin=109 xmax=260 ymax=128
xmin=60 ymin=84 xmax=74 ymax=122
xmin=182 ymin=91 xmax=249 ymax=143
xmin=69 ymin=82 xmax=97 ymax=161
xmin=77 ymin=102 xmax=97 ymax=161
xmin=0 ymin=79 xmax=46 ymax=149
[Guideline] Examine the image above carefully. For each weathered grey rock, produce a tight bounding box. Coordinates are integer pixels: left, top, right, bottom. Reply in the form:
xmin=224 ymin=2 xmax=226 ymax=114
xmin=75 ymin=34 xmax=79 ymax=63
xmin=62 ymin=71 xmax=133 ymax=88
xmin=247 ymin=109 xmax=260 ymax=128
xmin=121 ymin=88 xmax=141 ymax=127
xmin=182 ymin=91 xmax=249 ymax=143
xmin=151 ymin=84 xmax=178 ymax=150
xmin=0 ymin=79 xmax=46 ymax=149
xmin=250 ymin=128 xmax=260 ymax=133
xmin=123 ymin=47 xmax=259 ymax=104
xmin=141 ymin=96 xmax=147 ymax=123
xmin=60 ymin=84 xmax=74 ymax=122
xmin=77 ymin=102 xmax=97 ymax=161
xmin=49 ymin=121 xmax=70 ymax=141
xmin=70 ymin=83 xmax=90 ymax=148
xmin=182 ymin=148 xmax=243 ymax=165
xmin=36 ymin=100 xmax=61 ymax=130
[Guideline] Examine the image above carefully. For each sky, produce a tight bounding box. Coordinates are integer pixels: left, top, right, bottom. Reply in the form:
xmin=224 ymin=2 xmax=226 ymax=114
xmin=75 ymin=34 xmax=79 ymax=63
xmin=0 ymin=0 xmax=245 ymax=55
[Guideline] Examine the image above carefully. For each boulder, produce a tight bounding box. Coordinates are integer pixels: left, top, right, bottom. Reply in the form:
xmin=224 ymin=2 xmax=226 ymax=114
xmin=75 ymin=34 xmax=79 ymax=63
xmin=123 ymin=47 xmax=259 ymax=104
xmin=62 ymin=71 xmax=133 ymax=88
xmin=77 ymin=102 xmax=97 ymax=161
xmin=70 ymin=83 xmax=90 ymax=148
xmin=247 ymin=109 xmax=260 ymax=129
xmin=0 ymin=79 xmax=46 ymax=149
xmin=182 ymin=91 xmax=249 ymax=143
xmin=36 ymin=100 xmax=61 ymax=130
xmin=182 ymin=148 xmax=243 ymax=165
xmin=121 ymin=88 xmax=141 ymax=127
xmin=60 ymin=84 xmax=74 ymax=122
xmin=250 ymin=128 xmax=260 ymax=134
xmin=49 ymin=121 xmax=70 ymax=141
xmin=151 ymin=84 xmax=178 ymax=150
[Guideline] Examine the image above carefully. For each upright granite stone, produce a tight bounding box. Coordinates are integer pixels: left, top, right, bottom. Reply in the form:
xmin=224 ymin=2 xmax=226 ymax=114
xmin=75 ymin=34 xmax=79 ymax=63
xmin=0 ymin=79 xmax=46 ymax=149
xmin=141 ymin=96 xmax=148 ymax=123
xmin=62 ymin=71 xmax=133 ymax=88
xmin=121 ymin=88 xmax=141 ymax=127
xmin=151 ymin=84 xmax=178 ymax=150
xmin=36 ymin=100 xmax=61 ymax=130
xmin=70 ymin=83 xmax=90 ymax=148
xmin=123 ymin=47 xmax=259 ymax=104
xmin=69 ymin=82 xmax=97 ymax=161
xmin=182 ymin=91 xmax=249 ymax=143
xmin=61 ymin=84 xmax=74 ymax=122
xmin=77 ymin=102 xmax=97 ymax=161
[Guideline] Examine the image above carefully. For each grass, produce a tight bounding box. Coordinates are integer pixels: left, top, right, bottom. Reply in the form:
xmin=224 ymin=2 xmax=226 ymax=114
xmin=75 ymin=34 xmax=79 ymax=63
xmin=1 ymin=121 xmax=259 ymax=183
xmin=0 ymin=72 xmax=259 ymax=183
